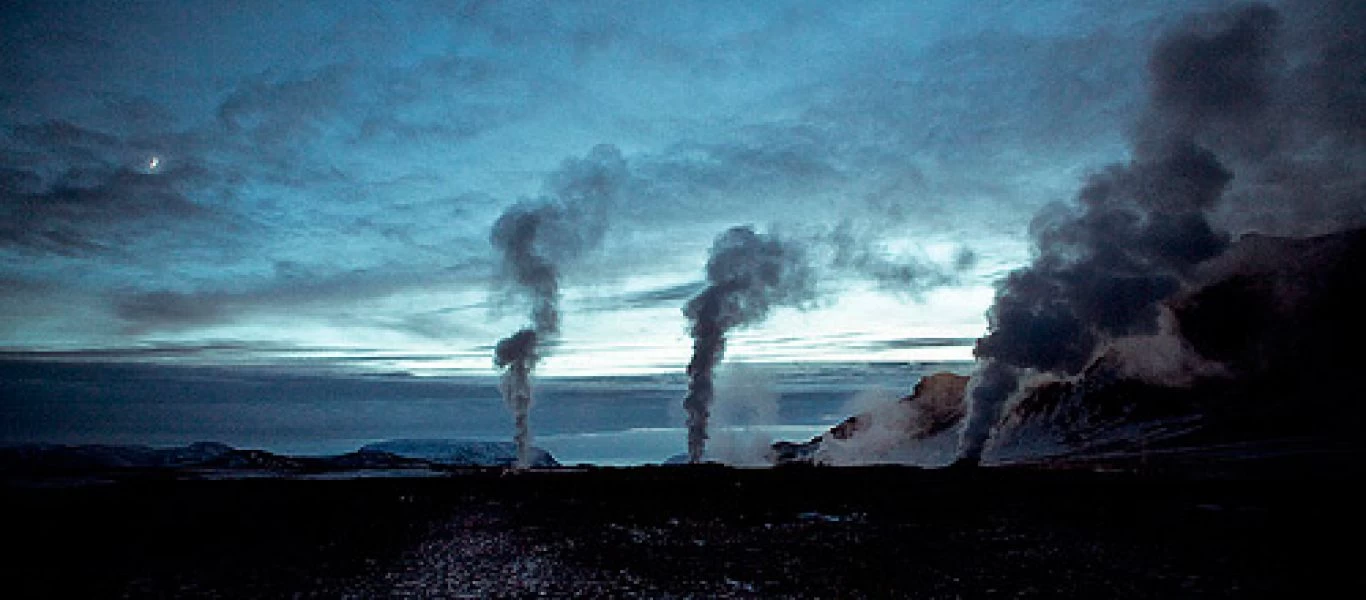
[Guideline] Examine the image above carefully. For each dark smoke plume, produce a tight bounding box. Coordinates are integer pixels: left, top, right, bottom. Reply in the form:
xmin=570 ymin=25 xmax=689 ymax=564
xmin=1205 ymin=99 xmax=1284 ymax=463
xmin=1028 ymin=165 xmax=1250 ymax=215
xmin=683 ymin=226 xmax=816 ymax=463
xmin=958 ymin=2 xmax=1366 ymax=463
xmin=490 ymin=144 xmax=627 ymax=467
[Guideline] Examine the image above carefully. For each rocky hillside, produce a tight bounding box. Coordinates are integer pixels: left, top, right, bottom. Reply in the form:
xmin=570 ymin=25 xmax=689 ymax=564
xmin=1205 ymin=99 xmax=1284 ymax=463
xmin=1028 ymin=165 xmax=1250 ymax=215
xmin=773 ymin=373 xmax=969 ymax=466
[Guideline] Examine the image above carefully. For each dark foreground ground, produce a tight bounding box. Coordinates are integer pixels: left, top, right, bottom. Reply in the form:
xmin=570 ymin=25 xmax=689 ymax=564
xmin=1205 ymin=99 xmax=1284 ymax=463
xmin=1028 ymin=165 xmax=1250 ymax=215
xmin=3 ymin=465 xmax=1361 ymax=598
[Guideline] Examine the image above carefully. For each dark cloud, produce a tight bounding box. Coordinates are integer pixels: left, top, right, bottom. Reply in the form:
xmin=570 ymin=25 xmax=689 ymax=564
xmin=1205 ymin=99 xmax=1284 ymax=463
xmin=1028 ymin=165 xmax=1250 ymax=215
xmin=0 ymin=157 xmax=218 ymax=256
xmin=658 ymin=127 xmax=842 ymax=189
xmin=363 ymin=309 xmax=476 ymax=341
xmin=1139 ymin=4 xmax=1281 ymax=160
xmin=824 ymin=221 xmax=957 ymax=296
xmin=8 ymin=119 xmax=123 ymax=154
xmin=113 ymin=291 xmax=224 ymax=329
xmin=627 ymin=124 xmax=847 ymax=225
xmin=110 ymin=260 xmax=485 ymax=333
xmin=848 ymin=338 xmax=979 ymax=351
xmin=975 ymin=5 xmax=1277 ymax=378
xmin=806 ymin=21 xmax=1154 ymax=174
xmin=953 ymin=247 xmax=978 ymax=271
xmin=214 ymin=53 xmax=555 ymax=154
xmin=1141 ymin=0 xmax=1362 ymax=164
xmin=618 ymin=281 xmax=707 ymax=306
xmin=1145 ymin=1 xmax=1366 ymax=235
xmin=0 ymin=110 xmax=248 ymax=262
xmin=215 ymin=66 xmax=356 ymax=146
xmin=1282 ymin=0 xmax=1366 ymax=139
xmin=1149 ymin=6 xmax=1279 ymax=121
xmin=960 ymin=1 xmax=1366 ymax=462
xmin=580 ymin=281 xmax=707 ymax=312
xmin=0 ymin=342 xmax=492 ymax=379
xmin=0 ymin=341 xmax=326 ymax=362
xmin=975 ymin=146 xmax=1234 ymax=374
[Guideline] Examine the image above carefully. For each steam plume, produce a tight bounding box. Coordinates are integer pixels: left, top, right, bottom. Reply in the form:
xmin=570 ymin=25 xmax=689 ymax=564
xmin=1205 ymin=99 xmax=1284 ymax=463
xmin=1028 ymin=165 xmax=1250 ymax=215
xmin=958 ymin=2 xmax=1365 ymax=463
xmin=707 ymin=363 xmax=781 ymax=467
xmin=490 ymin=144 xmax=627 ymax=467
xmin=683 ymin=226 xmax=816 ymax=463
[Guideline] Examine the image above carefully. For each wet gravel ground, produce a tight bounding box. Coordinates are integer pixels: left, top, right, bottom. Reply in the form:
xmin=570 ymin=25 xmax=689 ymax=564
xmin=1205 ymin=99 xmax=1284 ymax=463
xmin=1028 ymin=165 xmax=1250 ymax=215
xmin=3 ymin=465 xmax=1360 ymax=598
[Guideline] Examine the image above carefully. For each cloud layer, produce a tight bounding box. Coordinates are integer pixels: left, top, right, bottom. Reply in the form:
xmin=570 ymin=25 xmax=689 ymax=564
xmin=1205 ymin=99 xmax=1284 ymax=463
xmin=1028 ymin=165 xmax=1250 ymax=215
xmin=11 ymin=0 xmax=1333 ymax=375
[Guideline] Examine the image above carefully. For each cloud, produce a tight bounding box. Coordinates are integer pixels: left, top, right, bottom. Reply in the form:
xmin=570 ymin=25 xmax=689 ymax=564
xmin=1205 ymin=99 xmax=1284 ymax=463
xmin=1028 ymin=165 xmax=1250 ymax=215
xmin=109 ymin=260 xmax=487 ymax=333
xmin=848 ymin=338 xmax=979 ymax=351
xmin=0 ymin=122 xmax=221 ymax=256
xmin=10 ymin=0 xmax=1331 ymax=373
xmin=958 ymin=0 xmax=1366 ymax=462
xmin=1147 ymin=0 xmax=1366 ymax=236
xmin=0 ymin=341 xmax=304 ymax=361
xmin=822 ymin=220 xmax=959 ymax=296
xmin=613 ymin=281 xmax=706 ymax=308
xmin=0 ymin=341 xmax=472 ymax=368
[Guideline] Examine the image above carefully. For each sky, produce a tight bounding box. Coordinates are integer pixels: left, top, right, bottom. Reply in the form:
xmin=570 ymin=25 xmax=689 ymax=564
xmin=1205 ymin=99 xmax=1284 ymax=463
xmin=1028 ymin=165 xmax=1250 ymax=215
xmin=0 ymin=0 xmax=1254 ymax=377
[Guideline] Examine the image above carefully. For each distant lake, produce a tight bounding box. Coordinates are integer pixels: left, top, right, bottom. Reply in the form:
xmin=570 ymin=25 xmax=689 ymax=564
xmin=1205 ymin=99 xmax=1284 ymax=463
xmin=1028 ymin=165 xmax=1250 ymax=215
xmin=1 ymin=360 xmax=972 ymax=465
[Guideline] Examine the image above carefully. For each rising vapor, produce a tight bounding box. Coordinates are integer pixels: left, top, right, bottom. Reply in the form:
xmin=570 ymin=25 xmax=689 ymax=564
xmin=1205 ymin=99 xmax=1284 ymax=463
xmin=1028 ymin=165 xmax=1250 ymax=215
xmin=683 ymin=226 xmax=816 ymax=463
xmin=490 ymin=145 xmax=628 ymax=467
xmin=957 ymin=1 xmax=1366 ymax=463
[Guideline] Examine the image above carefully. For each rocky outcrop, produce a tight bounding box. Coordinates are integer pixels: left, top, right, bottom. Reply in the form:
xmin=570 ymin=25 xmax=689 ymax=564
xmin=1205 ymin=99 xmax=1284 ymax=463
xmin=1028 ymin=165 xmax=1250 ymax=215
xmin=828 ymin=373 xmax=968 ymax=441
xmin=774 ymin=373 xmax=969 ymax=466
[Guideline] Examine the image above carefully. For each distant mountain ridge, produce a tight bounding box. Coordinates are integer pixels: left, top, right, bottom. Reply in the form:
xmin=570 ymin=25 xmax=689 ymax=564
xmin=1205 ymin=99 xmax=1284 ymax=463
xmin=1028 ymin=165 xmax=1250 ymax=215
xmin=0 ymin=439 xmax=559 ymax=476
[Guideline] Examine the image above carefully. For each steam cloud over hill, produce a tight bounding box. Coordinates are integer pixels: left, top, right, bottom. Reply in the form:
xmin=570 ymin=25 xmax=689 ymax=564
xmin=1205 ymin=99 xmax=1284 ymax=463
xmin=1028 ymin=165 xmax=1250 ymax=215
xmin=775 ymin=1 xmax=1364 ymax=468
xmin=953 ymin=1 xmax=1364 ymax=465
